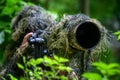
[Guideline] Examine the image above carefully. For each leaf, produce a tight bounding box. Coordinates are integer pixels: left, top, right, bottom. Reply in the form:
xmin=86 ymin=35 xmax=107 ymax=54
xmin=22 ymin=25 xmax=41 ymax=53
xmin=59 ymin=75 xmax=68 ymax=80
xmin=107 ymin=69 xmax=120 ymax=76
xmin=8 ymin=74 xmax=18 ymax=80
xmin=1 ymin=6 xmax=13 ymax=17
xmin=54 ymin=55 xmax=69 ymax=63
xmin=17 ymin=63 xmax=24 ymax=70
xmin=54 ymin=55 xmax=59 ymax=61
xmin=44 ymin=56 xmax=53 ymax=65
xmin=92 ymin=62 xmax=107 ymax=70
xmin=59 ymin=57 xmax=69 ymax=63
xmin=92 ymin=62 xmax=109 ymax=75
xmin=114 ymin=31 xmax=120 ymax=35
xmin=29 ymin=71 xmax=34 ymax=76
xmin=0 ymin=21 xmax=9 ymax=28
xmin=4 ymin=29 xmax=11 ymax=34
xmin=117 ymin=35 xmax=120 ymax=40
xmin=82 ymin=73 xmax=102 ymax=80
xmin=35 ymin=58 xmax=43 ymax=65
xmin=27 ymin=58 xmax=36 ymax=66
xmin=22 ymin=56 xmax=26 ymax=64
xmin=58 ymin=66 xmax=71 ymax=72
xmin=108 ymin=63 xmax=119 ymax=69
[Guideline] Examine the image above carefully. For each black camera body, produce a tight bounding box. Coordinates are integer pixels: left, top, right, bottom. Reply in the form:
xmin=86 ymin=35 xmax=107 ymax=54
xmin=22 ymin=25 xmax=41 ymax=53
xmin=28 ymin=30 xmax=52 ymax=59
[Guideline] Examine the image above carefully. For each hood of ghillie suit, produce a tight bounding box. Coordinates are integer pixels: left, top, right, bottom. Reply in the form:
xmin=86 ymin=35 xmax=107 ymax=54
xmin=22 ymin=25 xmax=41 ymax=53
xmin=11 ymin=6 xmax=56 ymax=43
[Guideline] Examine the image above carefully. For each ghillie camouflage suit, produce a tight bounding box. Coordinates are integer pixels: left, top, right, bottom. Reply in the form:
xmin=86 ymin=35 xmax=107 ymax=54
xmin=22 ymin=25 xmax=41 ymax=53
xmin=0 ymin=5 xmax=110 ymax=80
xmin=0 ymin=6 xmax=56 ymax=79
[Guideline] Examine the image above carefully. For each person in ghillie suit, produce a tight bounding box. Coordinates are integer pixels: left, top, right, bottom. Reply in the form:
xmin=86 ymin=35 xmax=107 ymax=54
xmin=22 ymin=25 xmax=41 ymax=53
xmin=0 ymin=5 xmax=110 ymax=80
xmin=0 ymin=5 xmax=56 ymax=79
xmin=4 ymin=5 xmax=56 ymax=64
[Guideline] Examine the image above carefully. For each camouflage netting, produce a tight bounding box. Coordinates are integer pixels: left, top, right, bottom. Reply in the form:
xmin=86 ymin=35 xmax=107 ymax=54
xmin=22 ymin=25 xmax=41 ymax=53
xmin=0 ymin=5 xmax=111 ymax=80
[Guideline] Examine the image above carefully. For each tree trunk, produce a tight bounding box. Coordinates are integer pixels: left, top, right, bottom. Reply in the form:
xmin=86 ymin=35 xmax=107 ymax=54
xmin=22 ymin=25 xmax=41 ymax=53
xmin=79 ymin=0 xmax=90 ymax=16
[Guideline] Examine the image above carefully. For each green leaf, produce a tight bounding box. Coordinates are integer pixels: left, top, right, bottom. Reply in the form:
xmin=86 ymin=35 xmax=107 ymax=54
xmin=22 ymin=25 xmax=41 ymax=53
xmin=1 ymin=6 xmax=13 ymax=17
xmin=0 ymin=21 xmax=10 ymax=28
xmin=82 ymin=73 xmax=102 ymax=80
xmin=54 ymin=55 xmax=69 ymax=63
xmin=27 ymin=58 xmax=36 ymax=66
xmin=92 ymin=62 xmax=107 ymax=70
xmin=107 ymin=69 xmax=120 ymax=76
xmin=59 ymin=75 xmax=68 ymax=80
xmin=54 ymin=55 xmax=59 ymax=61
xmin=59 ymin=57 xmax=69 ymax=63
xmin=114 ymin=31 xmax=120 ymax=35
xmin=4 ymin=29 xmax=11 ymax=34
xmin=8 ymin=74 xmax=18 ymax=80
xmin=45 ymin=71 xmax=54 ymax=77
xmin=58 ymin=66 xmax=71 ymax=72
xmin=17 ymin=63 xmax=24 ymax=70
xmin=108 ymin=63 xmax=119 ymax=69
xmin=29 ymin=71 xmax=34 ymax=76
xmin=117 ymin=35 xmax=120 ymax=40
xmin=35 ymin=58 xmax=43 ymax=65
xmin=44 ymin=56 xmax=53 ymax=65
xmin=22 ymin=56 xmax=26 ymax=64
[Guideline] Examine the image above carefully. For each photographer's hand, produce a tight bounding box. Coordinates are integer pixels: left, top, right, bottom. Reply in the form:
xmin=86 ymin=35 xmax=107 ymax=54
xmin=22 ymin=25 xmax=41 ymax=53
xmin=20 ymin=32 xmax=33 ymax=49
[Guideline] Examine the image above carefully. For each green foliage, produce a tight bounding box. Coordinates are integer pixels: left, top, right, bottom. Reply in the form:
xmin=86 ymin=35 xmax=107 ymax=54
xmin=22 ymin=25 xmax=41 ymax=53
xmin=92 ymin=62 xmax=120 ymax=76
xmin=82 ymin=62 xmax=120 ymax=80
xmin=82 ymin=73 xmax=102 ymax=80
xmin=9 ymin=55 xmax=71 ymax=80
xmin=0 ymin=0 xmax=34 ymax=62
xmin=0 ymin=0 xmax=34 ymax=17
xmin=90 ymin=0 xmax=117 ymax=20
xmin=114 ymin=31 xmax=120 ymax=40
xmin=8 ymin=74 xmax=18 ymax=80
xmin=47 ymin=0 xmax=79 ymax=15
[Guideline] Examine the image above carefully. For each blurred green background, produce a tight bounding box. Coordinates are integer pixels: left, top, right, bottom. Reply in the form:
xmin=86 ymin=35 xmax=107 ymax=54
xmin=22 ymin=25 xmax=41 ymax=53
xmin=0 ymin=0 xmax=120 ymax=63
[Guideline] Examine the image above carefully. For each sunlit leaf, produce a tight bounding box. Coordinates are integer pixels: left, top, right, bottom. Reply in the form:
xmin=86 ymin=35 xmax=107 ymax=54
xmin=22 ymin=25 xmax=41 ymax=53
xmin=107 ymin=69 xmax=120 ymax=76
xmin=59 ymin=57 xmax=69 ymax=63
xmin=4 ymin=29 xmax=11 ymax=34
xmin=35 ymin=58 xmax=43 ymax=65
xmin=108 ymin=63 xmax=119 ymax=69
xmin=22 ymin=56 xmax=26 ymax=64
xmin=114 ymin=31 xmax=120 ymax=35
xmin=92 ymin=62 xmax=108 ymax=70
xmin=58 ymin=66 xmax=71 ymax=72
xmin=29 ymin=71 xmax=34 ymax=76
xmin=27 ymin=58 xmax=36 ymax=66
xmin=82 ymin=73 xmax=102 ymax=80
xmin=118 ymin=35 xmax=120 ymax=40
xmin=8 ymin=74 xmax=18 ymax=80
xmin=54 ymin=55 xmax=59 ymax=61
xmin=60 ymin=75 xmax=68 ymax=80
xmin=17 ymin=63 xmax=24 ymax=70
xmin=43 ymin=56 xmax=54 ymax=66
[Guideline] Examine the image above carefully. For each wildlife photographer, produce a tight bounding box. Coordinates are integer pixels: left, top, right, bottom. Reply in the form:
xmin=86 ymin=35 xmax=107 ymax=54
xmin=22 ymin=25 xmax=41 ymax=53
xmin=0 ymin=5 xmax=56 ymax=79
xmin=0 ymin=5 xmax=109 ymax=80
